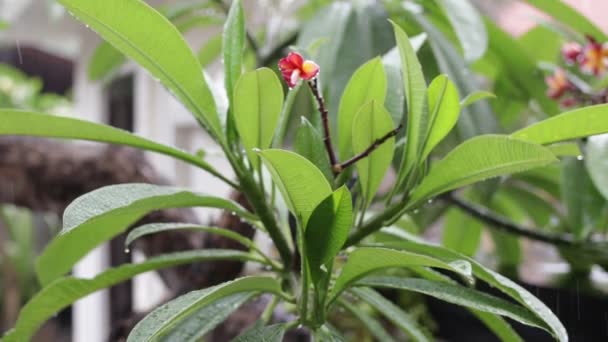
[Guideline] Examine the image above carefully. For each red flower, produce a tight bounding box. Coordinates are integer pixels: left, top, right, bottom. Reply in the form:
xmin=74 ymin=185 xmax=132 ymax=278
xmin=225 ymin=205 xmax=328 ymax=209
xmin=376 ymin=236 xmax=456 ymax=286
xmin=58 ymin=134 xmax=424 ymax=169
xmin=561 ymin=42 xmax=582 ymax=65
xmin=579 ymin=36 xmax=608 ymax=75
xmin=546 ymin=68 xmax=574 ymax=99
xmin=278 ymin=52 xmax=320 ymax=88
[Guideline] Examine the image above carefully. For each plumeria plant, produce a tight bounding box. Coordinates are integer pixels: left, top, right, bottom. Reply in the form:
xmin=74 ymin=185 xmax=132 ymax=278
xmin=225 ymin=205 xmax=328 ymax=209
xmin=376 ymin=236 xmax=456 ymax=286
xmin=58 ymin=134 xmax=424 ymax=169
xmin=4 ymin=0 xmax=608 ymax=341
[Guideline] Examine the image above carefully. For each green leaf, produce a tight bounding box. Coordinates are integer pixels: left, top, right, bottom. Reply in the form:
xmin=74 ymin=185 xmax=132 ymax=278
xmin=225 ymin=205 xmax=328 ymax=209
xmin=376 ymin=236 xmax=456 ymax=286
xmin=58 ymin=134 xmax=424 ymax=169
xmin=328 ymin=247 xmax=472 ymax=303
xmin=87 ymin=42 xmax=125 ymax=81
xmin=36 ymin=183 xmax=256 ymax=286
xmin=294 ymin=117 xmax=333 ymax=182
xmin=442 ymin=207 xmax=482 ymax=256
xmin=305 ymin=186 xmax=353 ymax=283
xmin=512 ymin=104 xmax=608 ymax=145
xmin=0 ymin=110 xmax=229 ymax=185
xmin=522 ymin=0 xmax=606 ymax=40
xmin=409 ymin=135 xmax=558 ymax=206
xmin=198 ymin=34 xmax=223 ymax=67
xmin=548 ymin=142 xmax=581 ymax=157
xmin=223 ymin=0 xmax=244 ymax=103
xmin=2 ymin=250 xmax=260 ymax=342
xmin=435 ymin=0 xmax=487 ymax=62
xmin=339 ymin=299 xmax=395 ymax=342
xmin=460 ymin=90 xmax=496 ymax=108
xmin=358 ymin=276 xmax=546 ymax=329
xmin=128 ymin=276 xmax=284 ymax=341
xmin=391 ymin=21 xmax=427 ymax=189
xmin=471 ymin=310 xmax=524 ymax=342
xmin=59 ymin=0 xmax=221 ymax=138
xmin=352 ymin=101 xmax=396 ymax=206
xmin=337 ymin=58 xmax=387 ymax=159
xmin=351 ymin=287 xmax=430 ymax=342
xmin=258 ymin=149 xmax=332 ymax=225
xmin=234 ymin=68 xmax=284 ymax=169
xmin=421 ymin=74 xmax=460 ymax=160
xmin=232 ymin=323 xmax=288 ymax=342
xmin=378 ymin=230 xmax=567 ymax=341
xmin=586 ymin=134 xmax=608 ymax=200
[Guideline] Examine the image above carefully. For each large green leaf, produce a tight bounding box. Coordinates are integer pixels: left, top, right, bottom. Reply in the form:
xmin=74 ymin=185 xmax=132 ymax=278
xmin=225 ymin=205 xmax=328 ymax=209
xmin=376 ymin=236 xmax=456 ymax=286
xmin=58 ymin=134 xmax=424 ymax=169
xmin=128 ymin=276 xmax=284 ymax=341
xmin=512 ymin=104 xmax=608 ymax=145
xmin=435 ymin=0 xmax=487 ymax=62
xmin=223 ymin=0 xmax=244 ymax=103
xmin=87 ymin=42 xmax=126 ymax=81
xmin=442 ymin=207 xmax=482 ymax=256
xmin=337 ymin=58 xmax=387 ymax=159
xmin=294 ymin=117 xmax=333 ymax=182
xmin=305 ymin=186 xmax=352 ymax=283
xmin=0 ymin=110 xmax=230 ymax=185
xmin=522 ymin=0 xmax=606 ymax=40
xmin=234 ymin=68 xmax=284 ymax=169
xmin=409 ymin=135 xmax=558 ymax=206
xmin=420 ymin=74 xmax=460 ymax=160
xmin=36 ymin=183 xmax=256 ymax=286
xmin=358 ymin=276 xmax=546 ymax=329
xmin=258 ymin=149 xmax=332 ymax=225
xmin=328 ymin=247 xmax=472 ymax=303
xmin=58 ymin=0 xmax=222 ymax=137
xmin=391 ymin=21 xmax=428 ymax=190
xmin=352 ymin=101 xmax=396 ymax=206
xmin=351 ymin=287 xmax=430 ymax=342
xmin=198 ymin=34 xmax=223 ymax=68
xmin=2 ymin=250 xmax=259 ymax=342
xmin=379 ymin=229 xmax=567 ymax=341
xmin=586 ymin=134 xmax=608 ymax=200
xmin=232 ymin=323 xmax=288 ymax=342
xmin=471 ymin=310 xmax=524 ymax=342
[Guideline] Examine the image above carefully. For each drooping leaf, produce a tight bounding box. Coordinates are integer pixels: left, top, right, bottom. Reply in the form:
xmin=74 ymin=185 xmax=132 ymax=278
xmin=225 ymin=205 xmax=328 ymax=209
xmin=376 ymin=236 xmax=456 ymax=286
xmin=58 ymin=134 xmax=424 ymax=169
xmin=352 ymin=101 xmax=395 ymax=206
xmin=294 ymin=117 xmax=333 ymax=182
xmin=435 ymin=0 xmax=488 ymax=62
xmin=36 ymin=183 xmax=256 ymax=286
xmin=409 ymin=135 xmax=558 ymax=206
xmin=522 ymin=0 xmax=606 ymax=40
xmin=198 ymin=34 xmax=223 ymax=67
xmin=0 ymin=110 xmax=229 ymax=185
xmin=223 ymin=0 xmax=244 ymax=103
xmin=328 ymin=247 xmax=472 ymax=303
xmin=128 ymin=276 xmax=284 ymax=341
xmin=337 ymin=58 xmax=387 ymax=159
xmin=2 ymin=250 xmax=260 ymax=342
xmin=442 ymin=207 xmax=482 ymax=257
xmin=351 ymin=287 xmax=431 ymax=342
xmin=512 ymin=104 xmax=608 ymax=145
xmin=471 ymin=310 xmax=524 ymax=342
xmin=59 ymin=0 xmax=222 ymax=137
xmin=305 ymin=186 xmax=352 ymax=283
xmin=358 ymin=276 xmax=545 ymax=329
xmin=586 ymin=134 xmax=608 ymax=200
xmin=421 ymin=74 xmax=460 ymax=160
xmin=234 ymin=68 xmax=284 ymax=169
xmin=460 ymin=90 xmax=496 ymax=108
xmin=390 ymin=21 xmax=427 ymax=189
xmin=231 ymin=323 xmax=288 ymax=342
xmin=258 ymin=149 xmax=332 ymax=225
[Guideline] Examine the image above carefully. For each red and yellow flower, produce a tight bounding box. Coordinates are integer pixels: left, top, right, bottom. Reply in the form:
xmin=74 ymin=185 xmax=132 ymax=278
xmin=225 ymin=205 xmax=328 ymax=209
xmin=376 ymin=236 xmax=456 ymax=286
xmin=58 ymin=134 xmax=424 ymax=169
xmin=278 ymin=52 xmax=320 ymax=88
xmin=545 ymin=68 xmax=574 ymax=99
xmin=579 ymin=37 xmax=608 ymax=75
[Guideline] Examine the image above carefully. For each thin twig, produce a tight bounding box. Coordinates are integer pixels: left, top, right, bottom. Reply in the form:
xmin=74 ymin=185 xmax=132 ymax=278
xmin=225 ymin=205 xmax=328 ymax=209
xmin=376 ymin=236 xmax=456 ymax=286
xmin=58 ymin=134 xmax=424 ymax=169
xmin=307 ymin=79 xmax=340 ymax=173
xmin=340 ymin=124 xmax=403 ymax=171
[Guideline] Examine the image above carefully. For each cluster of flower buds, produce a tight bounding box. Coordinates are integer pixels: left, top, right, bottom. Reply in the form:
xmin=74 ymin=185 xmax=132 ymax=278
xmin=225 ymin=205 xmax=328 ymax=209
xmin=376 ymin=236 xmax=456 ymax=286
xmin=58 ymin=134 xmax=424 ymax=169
xmin=546 ymin=36 xmax=608 ymax=107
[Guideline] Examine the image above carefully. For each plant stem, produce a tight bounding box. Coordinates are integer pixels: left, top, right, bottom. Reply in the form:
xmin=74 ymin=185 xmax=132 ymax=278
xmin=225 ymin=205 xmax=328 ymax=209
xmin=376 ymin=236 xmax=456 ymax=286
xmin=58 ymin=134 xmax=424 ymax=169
xmin=261 ymin=295 xmax=280 ymax=324
xmin=307 ymin=79 xmax=340 ymax=173
xmin=344 ymin=200 xmax=406 ymax=247
xmin=339 ymin=124 xmax=403 ymax=171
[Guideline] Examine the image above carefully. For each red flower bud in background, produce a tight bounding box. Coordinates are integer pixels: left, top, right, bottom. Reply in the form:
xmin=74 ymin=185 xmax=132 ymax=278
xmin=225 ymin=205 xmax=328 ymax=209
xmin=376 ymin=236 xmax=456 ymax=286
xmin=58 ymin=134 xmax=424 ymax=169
xmin=561 ymin=42 xmax=582 ymax=65
xmin=545 ymin=68 xmax=574 ymax=99
xmin=560 ymin=97 xmax=577 ymax=108
xmin=579 ymin=36 xmax=608 ymax=76
xmin=278 ymin=52 xmax=320 ymax=88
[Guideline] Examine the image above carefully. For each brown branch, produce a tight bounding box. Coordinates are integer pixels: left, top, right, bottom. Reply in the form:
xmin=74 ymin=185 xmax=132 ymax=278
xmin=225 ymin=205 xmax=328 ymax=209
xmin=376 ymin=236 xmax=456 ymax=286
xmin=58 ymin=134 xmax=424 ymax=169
xmin=340 ymin=123 xmax=403 ymax=171
xmin=307 ymin=79 xmax=340 ymax=173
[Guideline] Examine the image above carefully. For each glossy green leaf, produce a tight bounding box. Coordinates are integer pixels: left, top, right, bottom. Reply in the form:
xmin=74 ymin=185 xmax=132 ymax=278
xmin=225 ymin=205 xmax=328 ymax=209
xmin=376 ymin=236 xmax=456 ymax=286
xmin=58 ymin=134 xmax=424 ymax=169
xmin=305 ymin=186 xmax=352 ymax=283
xmin=522 ymin=0 xmax=606 ymax=40
xmin=352 ymin=101 xmax=395 ymax=206
xmin=586 ymin=134 xmax=608 ymax=200
xmin=337 ymin=58 xmax=387 ymax=159
xmin=2 ymin=250 xmax=260 ymax=342
xmin=0 ymin=110 xmax=229 ymax=185
xmin=328 ymin=247 xmax=472 ymax=303
xmin=59 ymin=0 xmax=222 ymax=137
xmin=234 ymin=68 xmax=284 ymax=169
xmin=339 ymin=299 xmax=395 ymax=342
xmin=232 ymin=323 xmax=288 ymax=342
xmin=460 ymin=90 xmax=496 ymax=108
xmin=409 ymin=135 xmax=558 ymax=206
xmin=36 ymin=183 xmax=256 ymax=286
xmin=358 ymin=276 xmax=545 ymax=329
xmin=378 ymin=229 xmax=567 ymax=341
xmin=512 ymin=104 xmax=608 ymax=145
xmin=548 ymin=142 xmax=581 ymax=157
xmin=436 ymin=0 xmax=487 ymax=62
xmin=351 ymin=287 xmax=430 ymax=342
xmin=442 ymin=207 xmax=482 ymax=257
xmin=258 ymin=149 xmax=332 ymax=225
xmin=128 ymin=276 xmax=283 ymax=341
xmin=471 ymin=310 xmax=524 ymax=342
xmin=294 ymin=117 xmax=333 ymax=182
xmin=223 ymin=0 xmax=244 ymax=103
xmin=421 ymin=74 xmax=460 ymax=160
xmin=198 ymin=34 xmax=223 ymax=67
xmin=88 ymin=42 xmax=125 ymax=81
xmin=391 ymin=21 xmax=427 ymax=189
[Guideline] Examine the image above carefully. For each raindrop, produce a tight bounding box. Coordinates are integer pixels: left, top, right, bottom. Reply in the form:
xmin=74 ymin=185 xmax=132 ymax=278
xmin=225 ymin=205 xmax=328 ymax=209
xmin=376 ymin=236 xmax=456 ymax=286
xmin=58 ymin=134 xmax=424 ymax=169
xmin=427 ymin=199 xmax=434 ymax=204
xmin=577 ymin=155 xmax=584 ymax=161
xmin=124 ymin=248 xmax=131 ymax=254
xmin=413 ymin=209 xmax=420 ymax=214
xmin=15 ymin=40 xmax=22 ymax=65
